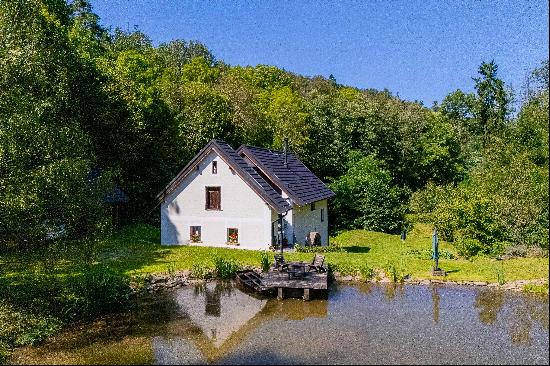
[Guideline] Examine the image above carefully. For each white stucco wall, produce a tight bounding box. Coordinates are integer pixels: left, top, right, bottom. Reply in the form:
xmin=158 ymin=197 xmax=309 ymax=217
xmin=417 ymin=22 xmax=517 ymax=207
xmin=161 ymin=151 xmax=273 ymax=250
xmin=292 ymin=199 xmax=329 ymax=246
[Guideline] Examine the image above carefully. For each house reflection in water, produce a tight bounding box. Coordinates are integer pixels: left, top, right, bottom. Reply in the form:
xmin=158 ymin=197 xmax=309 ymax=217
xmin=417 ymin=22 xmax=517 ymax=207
xmin=152 ymin=282 xmax=328 ymax=364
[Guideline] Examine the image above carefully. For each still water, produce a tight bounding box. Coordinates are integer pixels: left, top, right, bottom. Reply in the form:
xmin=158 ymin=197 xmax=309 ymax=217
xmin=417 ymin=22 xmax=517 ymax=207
xmin=11 ymin=282 xmax=549 ymax=365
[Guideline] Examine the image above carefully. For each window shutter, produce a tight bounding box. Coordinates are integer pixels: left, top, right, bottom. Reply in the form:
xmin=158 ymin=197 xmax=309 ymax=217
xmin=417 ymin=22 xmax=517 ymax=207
xmin=205 ymin=189 xmax=209 ymax=209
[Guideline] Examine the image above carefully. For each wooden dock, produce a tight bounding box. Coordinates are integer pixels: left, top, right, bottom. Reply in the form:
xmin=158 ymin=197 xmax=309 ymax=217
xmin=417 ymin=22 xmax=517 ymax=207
xmin=236 ymin=265 xmax=328 ymax=301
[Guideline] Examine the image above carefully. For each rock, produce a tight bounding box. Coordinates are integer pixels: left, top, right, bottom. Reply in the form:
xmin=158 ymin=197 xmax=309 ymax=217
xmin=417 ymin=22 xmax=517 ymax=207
xmin=341 ymin=275 xmax=353 ymax=281
xmin=473 ymin=281 xmax=487 ymax=286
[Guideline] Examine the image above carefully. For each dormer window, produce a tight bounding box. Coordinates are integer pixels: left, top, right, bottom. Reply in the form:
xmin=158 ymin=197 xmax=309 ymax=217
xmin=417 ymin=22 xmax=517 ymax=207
xmin=212 ymin=161 xmax=217 ymax=174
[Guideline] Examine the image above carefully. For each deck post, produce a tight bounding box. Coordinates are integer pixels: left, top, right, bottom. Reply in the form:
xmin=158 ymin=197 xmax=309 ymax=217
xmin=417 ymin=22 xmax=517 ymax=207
xmin=277 ymin=287 xmax=284 ymax=300
xmin=303 ymin=288 xmax=310 ymax=301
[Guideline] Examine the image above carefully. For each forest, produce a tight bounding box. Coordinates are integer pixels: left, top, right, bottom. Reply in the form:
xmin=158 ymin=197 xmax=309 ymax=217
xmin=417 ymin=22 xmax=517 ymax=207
xmin=1 ymin=0 xmax=548 ymax=258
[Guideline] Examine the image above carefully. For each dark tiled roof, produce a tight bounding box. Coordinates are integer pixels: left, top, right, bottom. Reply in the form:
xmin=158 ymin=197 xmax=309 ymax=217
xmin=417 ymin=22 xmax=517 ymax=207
xmin=237 ymin=145 xmax=335 ymax=206
xmin=157 ymin=140 xmax=291 ymax=213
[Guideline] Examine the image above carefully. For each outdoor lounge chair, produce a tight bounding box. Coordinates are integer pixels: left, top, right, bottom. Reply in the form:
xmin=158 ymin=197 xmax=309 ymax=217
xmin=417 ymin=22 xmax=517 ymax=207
xmin=273 ymin=254 xmax=289 ymax=271
xmin=306 ymin=254 xmax=326 ymax=273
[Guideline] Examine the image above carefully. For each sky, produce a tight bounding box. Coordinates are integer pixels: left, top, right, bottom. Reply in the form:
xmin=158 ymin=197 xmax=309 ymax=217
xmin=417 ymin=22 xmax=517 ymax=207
xmin=91 ymin=0 xmax=548 ymax=105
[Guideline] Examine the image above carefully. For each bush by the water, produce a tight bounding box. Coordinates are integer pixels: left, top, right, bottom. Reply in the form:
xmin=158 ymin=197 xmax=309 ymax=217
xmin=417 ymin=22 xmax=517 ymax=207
xmin=0 ymin=263 xmax=132 ymax=363
xmin=260 ymin=251 xmax=271 ymax=272
xmin=213 ymin=257 xmax=240 ymax=279
xmin=191 ymin=263 xmax=213 ymax=279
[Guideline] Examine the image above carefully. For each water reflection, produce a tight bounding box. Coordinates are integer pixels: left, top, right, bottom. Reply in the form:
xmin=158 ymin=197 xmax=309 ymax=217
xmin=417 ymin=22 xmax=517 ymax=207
xmin=10 ymin=283 xmax=548 ymax=365
xmin=475 ymin=289 xmax=506 ymax=325
xmin=431 ymin=286 xmax=440 ymax=323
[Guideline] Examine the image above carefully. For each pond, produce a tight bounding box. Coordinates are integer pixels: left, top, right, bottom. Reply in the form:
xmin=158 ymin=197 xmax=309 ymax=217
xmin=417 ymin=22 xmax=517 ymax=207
xmin=10 ymin=282 xmax=549 ymax=365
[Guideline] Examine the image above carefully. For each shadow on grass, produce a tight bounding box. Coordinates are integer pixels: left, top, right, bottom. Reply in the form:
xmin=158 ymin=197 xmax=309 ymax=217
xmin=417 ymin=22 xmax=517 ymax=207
xmin=444 ymin=269 xmax=460 ymax=274
xmin=344 ymin=246 xmax=371 ymax=254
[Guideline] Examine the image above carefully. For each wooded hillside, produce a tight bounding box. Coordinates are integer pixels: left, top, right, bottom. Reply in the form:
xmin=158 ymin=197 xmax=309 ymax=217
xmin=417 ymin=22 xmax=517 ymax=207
xmin=1 ymin=0 xmax=548 ymax=257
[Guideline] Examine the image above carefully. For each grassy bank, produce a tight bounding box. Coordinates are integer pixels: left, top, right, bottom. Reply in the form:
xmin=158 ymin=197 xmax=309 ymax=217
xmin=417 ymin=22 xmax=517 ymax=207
xmin=89 ymin=223 xmax=548 ymax=283
xmin=1 ymin=223 xmax=548 ymax=362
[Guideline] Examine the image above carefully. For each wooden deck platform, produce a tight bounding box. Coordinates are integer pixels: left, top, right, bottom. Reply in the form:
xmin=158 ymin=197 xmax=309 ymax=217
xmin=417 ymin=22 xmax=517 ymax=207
xmin=236 ymin=265 xmax=328 ymax=301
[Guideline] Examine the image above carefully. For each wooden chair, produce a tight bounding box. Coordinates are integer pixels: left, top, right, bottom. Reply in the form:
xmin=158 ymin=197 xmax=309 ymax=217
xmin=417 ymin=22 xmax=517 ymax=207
xmin=307 ymin=254 xmax=326 ymax=273
xmin=273 ymin=254 xmax=289 ymax=271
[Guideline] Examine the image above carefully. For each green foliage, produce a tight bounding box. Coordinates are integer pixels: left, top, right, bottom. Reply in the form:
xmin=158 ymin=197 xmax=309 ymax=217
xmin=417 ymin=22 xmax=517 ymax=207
xmin=213 ymin=257 xmax=240 ymax=279
xmin=190 ymin=263 xmax=212 ymax=280
xmin=358 ymin=264 xmax=375 ymax=281
xmin=495 ymin=264 xmax=506 ymax=285
xmin=523 ymin=283 xmax=549 ymax=296
xmin=330 ymin=154 xmax=404 ymax=233
xmin=384 ymin=262 xmax=407 ymax=283
xmin=260 ymin=251 xmax=271 ymax=272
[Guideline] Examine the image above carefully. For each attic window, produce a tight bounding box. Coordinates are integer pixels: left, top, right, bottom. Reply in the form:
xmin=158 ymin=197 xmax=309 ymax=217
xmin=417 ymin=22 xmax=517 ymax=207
xmin=212 ymin=161 xmax=217 ymax=174
xmin=311 ymin=202 xmax=316 ymax=211
xmin=205 ymin=187 xmax=221 ymax=210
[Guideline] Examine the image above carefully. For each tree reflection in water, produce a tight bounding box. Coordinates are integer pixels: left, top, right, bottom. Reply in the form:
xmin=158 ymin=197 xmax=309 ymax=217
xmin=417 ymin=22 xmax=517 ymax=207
xmin=475 ymin=289 xmax=549 ymax=345
xmin=475 ymin=289 xmax=505 ymax=325
xmin=431 ymin=286 xmax=440 ymax=323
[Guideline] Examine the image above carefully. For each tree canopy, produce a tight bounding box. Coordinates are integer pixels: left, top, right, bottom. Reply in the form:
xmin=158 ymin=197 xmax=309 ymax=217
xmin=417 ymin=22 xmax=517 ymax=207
xmin=0 ymin=0 xmax=547 ymax=256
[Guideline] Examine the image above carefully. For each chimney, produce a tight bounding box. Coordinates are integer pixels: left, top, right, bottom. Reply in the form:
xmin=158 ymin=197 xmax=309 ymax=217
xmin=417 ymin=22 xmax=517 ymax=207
xmin=283 ymin=138 xmax=288 ymax=168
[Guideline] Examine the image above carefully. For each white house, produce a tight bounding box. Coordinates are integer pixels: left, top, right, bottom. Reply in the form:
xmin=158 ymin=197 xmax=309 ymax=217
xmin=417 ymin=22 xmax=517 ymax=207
xmin=157 ymin=139 xmax=335 ymax=250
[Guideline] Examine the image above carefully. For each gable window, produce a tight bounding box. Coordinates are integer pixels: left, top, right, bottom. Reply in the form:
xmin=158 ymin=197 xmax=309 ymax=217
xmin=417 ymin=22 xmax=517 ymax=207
xmin=190 ymin=226 xmax=201 ymax=242
xmin=212 ymin=161 xmax=217 ymax=174
xmin=311 ymin=202 xmax=316 ymax=211
xmin=227 ymin=228 xmax=239 ymax=244
xmin=205 ymin=186 xmax=221 ymax=210
xmin=321 ymin=208 xmax=324 ymax=222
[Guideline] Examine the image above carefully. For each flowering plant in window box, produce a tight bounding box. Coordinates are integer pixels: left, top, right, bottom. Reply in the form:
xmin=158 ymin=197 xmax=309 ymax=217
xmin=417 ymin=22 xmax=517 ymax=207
xmin=228 ymin=232 xmax=239 ymax=245
xmin=191 ymin=232 xmax=201 ymax=243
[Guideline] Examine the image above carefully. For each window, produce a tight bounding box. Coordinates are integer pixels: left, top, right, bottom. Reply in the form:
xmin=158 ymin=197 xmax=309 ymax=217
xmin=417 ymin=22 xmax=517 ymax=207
xmin=311 ymin=202 xmax=316 ymax=211
xmin=212 ymin=161 xmax=217 ymax=174
xmin=190 ymin=226 xmax=201 ymax=242
xmin=205 ymin=187 xmax=221 ymax=210
xmin=227 ymin=228 xmax=239 ymax=244
xmin=321 ymin=208 xmax=324 ymax=222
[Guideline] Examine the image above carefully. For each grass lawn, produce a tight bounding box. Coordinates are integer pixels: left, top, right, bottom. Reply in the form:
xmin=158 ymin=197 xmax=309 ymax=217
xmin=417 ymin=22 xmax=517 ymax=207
xmin=3 ymin=223 xmax=546 ymax=284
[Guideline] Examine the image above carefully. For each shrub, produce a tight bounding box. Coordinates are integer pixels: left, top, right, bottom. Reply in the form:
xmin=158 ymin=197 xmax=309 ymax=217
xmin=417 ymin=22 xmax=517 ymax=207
xmin=358 ymin=264 xmax=375 ymax=281
xmin=66 ymin=264 xmax=132 ymax=320
xmin=191 ymin=263 xmax=212 ymax=280
xmin=0 ymin=301 xmax=63 ymax=364
xmin=384 ymin=262 xmax=406 ymax=283
xmin=213 ymin=257 xmax=240 ymax=279
xmin=454 ymin=237 xmax=483 ymax=259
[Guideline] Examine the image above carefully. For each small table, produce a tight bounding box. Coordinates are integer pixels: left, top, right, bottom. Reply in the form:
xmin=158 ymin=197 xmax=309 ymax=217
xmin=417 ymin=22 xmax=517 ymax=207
xmin=287 ymin=263 xmax=306 ymax=280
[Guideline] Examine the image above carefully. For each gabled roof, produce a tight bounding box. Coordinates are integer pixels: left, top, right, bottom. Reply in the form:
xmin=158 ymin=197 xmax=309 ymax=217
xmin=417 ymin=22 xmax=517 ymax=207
xmin=156 ymin=140 xmax=292 ymax=213
xmin=236 ymin=145 xmax=335 ymax=206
